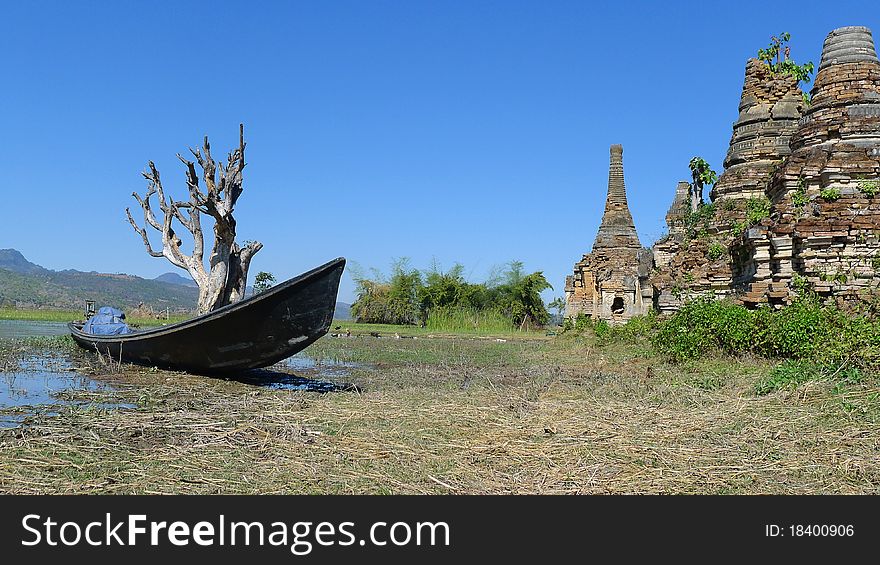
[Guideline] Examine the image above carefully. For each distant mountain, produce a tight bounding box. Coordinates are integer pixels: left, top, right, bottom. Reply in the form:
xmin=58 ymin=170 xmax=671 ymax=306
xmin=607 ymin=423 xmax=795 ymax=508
xmin=335 ymin=302 xmax=352 ymax=321
xmin=0 ymin=249 xmax=348 ymax=317
xmin=154 ymin=272 xmax=198 ymax=287
xmin=0 ymin=248 xmax=49 ymax=276
xmin=0 ymin=249 xmax=197 ymax=312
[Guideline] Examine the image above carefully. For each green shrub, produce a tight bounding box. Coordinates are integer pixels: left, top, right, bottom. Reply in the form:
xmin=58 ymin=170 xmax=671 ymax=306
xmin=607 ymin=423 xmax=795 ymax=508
xmin=707 ymin=243 xmax=725 ymax=261
xmin=792 ymin=177 xmax=809 ymax=207
xmin=651 ymin=298 xmax=725 ymax=362
xmin=755 ymin=360 xmax=821 ymax=395
xmin=859 ymin=179 xmax=879 ymax=198
xmin=593 ymin=319 xmax=610 ymax=339
xmin=820 ymin=187 xmax=841 ymax=201
xmin=596 ymin=312 xmax=659 ymax=345
xmin=745 ymin=197 xmax=771 ymax=225
xmin=651 ymin=294 xmax=880 ymax=367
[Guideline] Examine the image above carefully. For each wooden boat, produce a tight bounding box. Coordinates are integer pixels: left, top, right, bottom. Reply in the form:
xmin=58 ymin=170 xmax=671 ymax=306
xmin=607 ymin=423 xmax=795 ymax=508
xmin=68 ymin=257 xmax=345 ymax=374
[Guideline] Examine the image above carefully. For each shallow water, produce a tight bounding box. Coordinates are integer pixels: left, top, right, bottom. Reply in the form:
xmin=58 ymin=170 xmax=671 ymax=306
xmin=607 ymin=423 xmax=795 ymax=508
xmin=0 ymin=319 xmax=69 ymax=339
xmin=0 ymin=356 xmax=133 ymax=428
xmin=236 ymin=353 xmax=366 ymax=392
xmin=232 ymin=370 xmax=361 ymax=392
xmin=282 ymin=354 xmax=365 ymax=377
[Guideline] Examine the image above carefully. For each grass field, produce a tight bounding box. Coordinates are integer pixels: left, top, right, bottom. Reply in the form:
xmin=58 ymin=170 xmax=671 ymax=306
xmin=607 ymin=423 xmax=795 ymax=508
xmin=0 ymin=326 xmax=877 ymax=494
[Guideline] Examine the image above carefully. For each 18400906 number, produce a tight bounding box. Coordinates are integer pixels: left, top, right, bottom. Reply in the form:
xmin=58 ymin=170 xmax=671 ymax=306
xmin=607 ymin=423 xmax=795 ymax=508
xmin=790 ymin=524 xmax=854 ymax=536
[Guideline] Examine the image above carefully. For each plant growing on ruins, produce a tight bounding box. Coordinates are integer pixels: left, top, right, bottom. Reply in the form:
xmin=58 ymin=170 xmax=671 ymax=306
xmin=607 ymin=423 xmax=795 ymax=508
xmin=791 ymin=273 xmax=811 ymax=294
xmin=820 ymin=187 xmax=841 ymax=201
xmin=801 ymin=92 xmax=812 ymax=108
xmin=858 ymin=179 xmax=879 ymax=198
xmin=757 ymin=32 xmax=790 ymax=67
xmin=685 ymin=202 xmax=716 ymax=237
xmin=707 ymin=243 xmax=725 ymax=261
xmin=819 ymin=272 xmax=848 ymax=284
xmin=758 ymin=32 xmax=814 ymax=84
xmin=688 ymin=157 xmax=717 ymax=212
xmin=745 ymin=197 xmax=772 ymax=225
xmin=792 ymin=177 xmax=809 ymax=207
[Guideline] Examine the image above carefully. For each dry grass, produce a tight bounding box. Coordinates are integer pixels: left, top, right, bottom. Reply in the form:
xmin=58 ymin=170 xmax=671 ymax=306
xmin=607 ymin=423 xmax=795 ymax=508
xmin=0 ymin=334 xmax=878 ymax=494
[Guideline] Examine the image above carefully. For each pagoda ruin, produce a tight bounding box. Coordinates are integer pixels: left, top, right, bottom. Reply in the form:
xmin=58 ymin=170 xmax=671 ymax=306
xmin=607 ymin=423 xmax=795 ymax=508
xmin=564 ymin=145 xmax=652 ymax=322
xmin=650 ymin=56 xmax=805 ymax=312
xmin=564 ymin=26 xmax=880 ymax=322
xmin=736 ymin=26 xmax=880 ymax=307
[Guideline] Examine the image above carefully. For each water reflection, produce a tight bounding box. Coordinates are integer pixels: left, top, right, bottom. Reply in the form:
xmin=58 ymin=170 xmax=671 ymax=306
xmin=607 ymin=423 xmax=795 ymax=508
xmin=0 ymin=355 xmax=133 ymax=428
xmin=231 ymin=370 xmax=361 ymax=392
xmin=228 ymin=353 xmax=366 ymax=392
xmin=0 ymin=320 xmax=69 ymax=339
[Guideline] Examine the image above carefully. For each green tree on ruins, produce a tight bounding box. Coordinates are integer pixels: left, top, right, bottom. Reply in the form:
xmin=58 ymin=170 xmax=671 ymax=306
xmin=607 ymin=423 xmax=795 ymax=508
xmin=758 ymin=32 xmax=815 ymax=83
xmin=688 ymin=157 xmax=717 ymax=212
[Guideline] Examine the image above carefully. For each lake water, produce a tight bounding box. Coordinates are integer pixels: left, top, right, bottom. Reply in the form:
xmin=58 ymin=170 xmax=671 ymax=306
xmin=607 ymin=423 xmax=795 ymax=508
xmin=233 ymin=354 xmax=364 ymax=392
xmin=0 ymin=321 xmax=361 ymax=426
xmin=0 ymin=319 xmax=69 ymax=339
xmin=0 ymin=355 xmax=134 ymax=429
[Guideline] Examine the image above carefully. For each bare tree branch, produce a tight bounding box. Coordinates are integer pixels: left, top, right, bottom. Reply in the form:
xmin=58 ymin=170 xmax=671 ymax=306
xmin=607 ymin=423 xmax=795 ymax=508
xmin=125 ymin=207 xmax=163 ymax=258
xmin=125 ymin=124 xmax=261 ymax=314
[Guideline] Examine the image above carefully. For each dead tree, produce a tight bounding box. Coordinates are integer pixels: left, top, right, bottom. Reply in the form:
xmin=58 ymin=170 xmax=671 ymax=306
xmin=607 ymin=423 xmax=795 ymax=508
xmin=126 ymin=124 xmax=263 ymax=314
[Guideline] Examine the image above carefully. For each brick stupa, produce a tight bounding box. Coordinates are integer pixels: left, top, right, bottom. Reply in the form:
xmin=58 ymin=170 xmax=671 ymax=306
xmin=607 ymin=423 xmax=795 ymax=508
xmin=650 ymin=55 xmax=805 ymax=312
xmin=565 ymin=145 xmax=652 ymax=322
xmin=738 ymin=26 xmax=880 ymax=306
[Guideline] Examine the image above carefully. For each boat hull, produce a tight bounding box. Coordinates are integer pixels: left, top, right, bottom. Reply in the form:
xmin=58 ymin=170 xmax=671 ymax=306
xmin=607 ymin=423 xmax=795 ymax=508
xmin=69 ymin=257 xmax=345 ymax=374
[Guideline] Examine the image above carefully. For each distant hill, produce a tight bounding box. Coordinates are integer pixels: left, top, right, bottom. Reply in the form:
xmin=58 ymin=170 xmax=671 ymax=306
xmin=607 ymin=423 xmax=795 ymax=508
xmin=154 ymin=272 xmax=198 ymax=287
xmin=0 ymin=248 xmax=49 ymax=276
xmin=335 ymin=302 xmax=352 ymax=321
xmin=0 ymin=249 xmax=197 ymax=312
xmin=0 ymin=248 xmax=349 ymax=318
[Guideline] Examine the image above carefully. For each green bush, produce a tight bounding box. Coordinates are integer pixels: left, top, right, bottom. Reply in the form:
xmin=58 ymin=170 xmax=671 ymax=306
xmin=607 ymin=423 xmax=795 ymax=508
xmin=595 ymin=312 xmax=658 ymax=345
xmin=593 ymin=319 xmax=610 ymax=339
xmin=858 ymin=179 xmax=879 ymax=198
xmin=745 ymin=197 xmax=771 ymax=225
xmin=707 ymin=243 xmax=725 ymax=261
xmin=651 ymin=295 xmax=880 ymax=367
xmin=650 ymin=298 xmax=723 ymax=362
xmin=755 ymin=360 xmax=821 ymax=395
xmin=819 ymin=187 xmax=841 ymax=201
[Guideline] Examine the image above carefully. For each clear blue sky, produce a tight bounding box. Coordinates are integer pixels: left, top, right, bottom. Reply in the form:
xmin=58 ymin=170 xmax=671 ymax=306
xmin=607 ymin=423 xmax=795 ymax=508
xmin=2 ymin=1 xmax=877 ymax=304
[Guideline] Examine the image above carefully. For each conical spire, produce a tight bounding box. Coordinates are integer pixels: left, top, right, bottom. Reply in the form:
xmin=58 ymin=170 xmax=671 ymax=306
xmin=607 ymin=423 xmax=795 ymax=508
xmin=790 ymin=25 xmax=880 ymax=152
xmin=818 ymin=26 xmax=879 ymax=71
xmin=592 ymin=144 xmax=641 ymax=250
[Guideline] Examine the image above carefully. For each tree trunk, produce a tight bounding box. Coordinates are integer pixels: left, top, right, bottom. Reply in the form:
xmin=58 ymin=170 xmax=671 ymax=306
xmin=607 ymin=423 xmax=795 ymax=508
xmin=127 ymin=125 xmax=262 ymax=315
xmin=690 ymin=181 xmax=702 ymax=213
